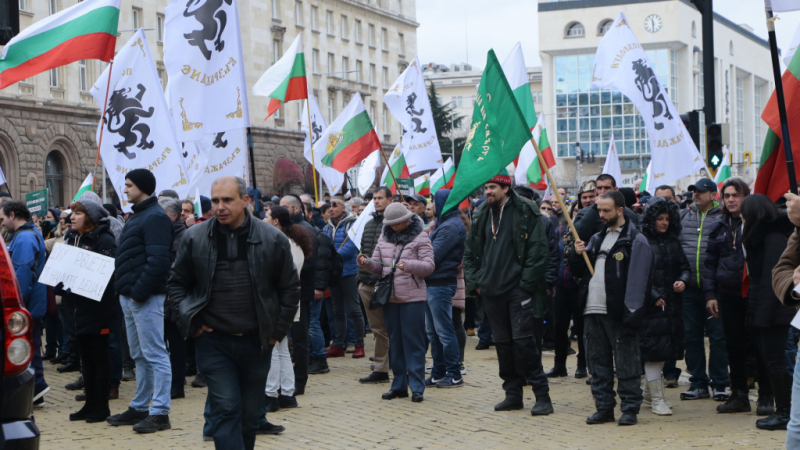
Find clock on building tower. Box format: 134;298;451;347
645;14;662;33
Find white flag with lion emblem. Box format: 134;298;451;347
164;0;250;142
91;30;190;213
591;12;705;188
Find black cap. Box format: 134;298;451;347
200;195;212;214
410;194;427;205
688;178;717;193
513;185;535;200
403;194;414;203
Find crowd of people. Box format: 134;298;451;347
10;166;800;449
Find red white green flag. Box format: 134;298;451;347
515;113;554;189
714;149;731;190
0;0;120;89
319;93;382;172
414;174;431;196
253;32;307;120
381;144;411;194
429;157;455;193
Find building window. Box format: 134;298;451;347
598;20;612;36
328;96;334;123
49;0;57;15
736;76;745;160
158;68;166;89
49;68;59;88
327;53;335;74
157;15;165;43
272;40;281;64
355;20;362;43
341;15;349;39
312;49;319;74
295;2;302;26
382;105;388;133
342;57;349;79
326;10;333;35
382;66;388;89
271;0;279;19
566;22;585;38
381;28;388;50
311;6;318;30
692;21;697;38
132;8;141;29
398;0;403;15
730;41;734;56
369;24;376;46
399;33;405;56
451;96;463;108
553;53;654;161
369;63;376;85
45;152;64;208
356;60;363;83
78;60;88;92
755;83;763;159
370;102;376;121
19;0;27;12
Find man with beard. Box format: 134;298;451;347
464;172;552;416
571;191;652;426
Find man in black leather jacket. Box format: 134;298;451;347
168;176;300;448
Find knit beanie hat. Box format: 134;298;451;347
125;169;157;196
383;202;415;226
73;196;107;225
200;196;212;214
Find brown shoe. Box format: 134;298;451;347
466;329;475;336
108;387;119;400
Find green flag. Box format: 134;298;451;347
441;49;533;214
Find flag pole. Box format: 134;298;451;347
93;59;114;193
529;135;593;276
306;98;320;203
246;128;257;189
766;8;799;194
378;147;399;187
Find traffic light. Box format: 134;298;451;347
680;111;701;149
0;0;19;46
706;123;724;169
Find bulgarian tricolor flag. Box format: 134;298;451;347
503;43;555;190
640;161;653;194
320;93;382;172
414;174;431;196
381;144;411;194
756;43;800;201
0;0;120;89
253;33;307;120
714;150;732;191
72;173;94;202
430;157;455;192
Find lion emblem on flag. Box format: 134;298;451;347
183;0;233;61
631;58;673;130
104;84;155;160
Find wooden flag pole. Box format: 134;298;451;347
528;135;593;276
378;147;399;188
766;9;799;195
306;98;320;203
92;59;114;193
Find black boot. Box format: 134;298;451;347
757;373;792;431
716;390;751;413
545;366;567;378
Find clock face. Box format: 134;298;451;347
645;14;662;33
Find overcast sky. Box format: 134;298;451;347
416;0;800;69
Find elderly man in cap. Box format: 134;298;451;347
108;168;174;432
678;177;728;401
408;194;429;225
464;171;553;416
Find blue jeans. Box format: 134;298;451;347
120;294;171;415
788;350;800;449
108;329;123;388
788;328;798;377
196;332;271;450
309;299;326;358
425;285;460;379
682;287;728;390
478;319;493;344
384;302;427;394
32;319;47;393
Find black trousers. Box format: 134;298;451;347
464;296;477;330
483;287;549;400
77;334;110;415
719;293;771;395
291;298;311;392
164;318;186;392
584;314;642;414
553;285;585;369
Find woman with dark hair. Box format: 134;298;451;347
262;205;312;412
639;198;690;416
61;197;119;423
740;194;795;430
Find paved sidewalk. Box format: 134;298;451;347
36;335;787;450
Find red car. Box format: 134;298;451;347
0;237;40;449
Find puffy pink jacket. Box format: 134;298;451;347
453;263;465;310
360;216;435;303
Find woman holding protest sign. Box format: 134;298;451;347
56;194;120;423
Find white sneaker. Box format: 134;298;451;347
425;364;433;374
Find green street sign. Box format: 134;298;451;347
25;188;48;218
396;178;415;196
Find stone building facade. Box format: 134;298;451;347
1;0;417;205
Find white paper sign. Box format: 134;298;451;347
38;243;115;302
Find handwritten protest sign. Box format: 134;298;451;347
38;243;115;302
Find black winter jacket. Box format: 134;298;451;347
702;215;745;300
115;196;172;302
357;211;386;285
168;216;301;350
315;230;333;291
542;214;559;289
293;213;321;298
745;214;796;328
639;199;690;362
569;219;653;330
61;221;121;336
427;189;466;285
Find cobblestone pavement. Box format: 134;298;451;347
35;335;787;450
